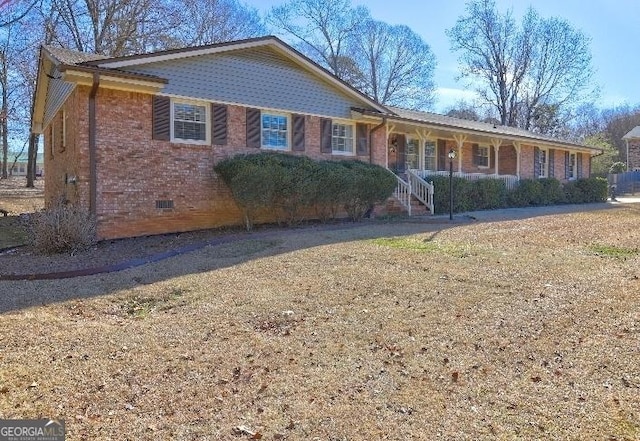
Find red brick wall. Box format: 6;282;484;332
46;87;389;240
44;87;90;208
498;145;517;175
629;140;640;171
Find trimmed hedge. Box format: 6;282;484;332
214;152;396;228
425;175;608;214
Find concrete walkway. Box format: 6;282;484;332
427;197;639;224
3;198;638;281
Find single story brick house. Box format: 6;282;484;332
31;36;602;240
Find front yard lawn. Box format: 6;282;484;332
1;206;639;440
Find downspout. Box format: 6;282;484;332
369;117;386;165
88;73;99;215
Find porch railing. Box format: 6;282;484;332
392;173;412;216
412;170;520;191
407;169;434;214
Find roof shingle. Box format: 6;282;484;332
44;45;110;65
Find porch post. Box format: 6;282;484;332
514;142;521;179
453;134;467;173
415;129;431;170
386;123;395;170
491;138;502;176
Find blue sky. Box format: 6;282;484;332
251;0;640;113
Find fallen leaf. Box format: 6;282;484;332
452;371;459;383
531;376;542;383
232;425;256;437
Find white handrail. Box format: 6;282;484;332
414;170;520;191
392;173;412;216
407;169;435;214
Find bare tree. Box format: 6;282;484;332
444;100;481;121
268;0;436;109
447;0;595;129
0;0;40;27
47;0;178;56
351;19;436;109
267;0;369;79
172;0;265;47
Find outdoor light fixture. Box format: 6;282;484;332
448;149;457;221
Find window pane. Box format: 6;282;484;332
331;123;353;153
424;141;436;170
262;113;288;149
406;139;419;169
173;102;207;141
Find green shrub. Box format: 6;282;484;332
311;161;351;221
426;175;472;214
554;177;607;204
469;178;508;210
215;153;395;227
337;160;397;220
576;177;608;203
29;198;97;254
508;179;543;207
538;178;566;205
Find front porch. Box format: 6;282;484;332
387;129;522;215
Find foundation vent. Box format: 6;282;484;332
155;199;174;209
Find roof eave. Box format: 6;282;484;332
352;108;602;155
30;47;50;134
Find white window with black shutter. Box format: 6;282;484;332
331;120;355;155
261;112;289;150
171;99;209;144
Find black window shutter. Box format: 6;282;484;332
356;123;369;156
565;151;570;178
292;114;305;152
534;147;541;178
320;118;332;153
246;108;261;148
437;139;446;171
472;144;479;166
577;153;583;178
212;104;228;145
548;149;555;177
490;146;495;169
152;96;170;141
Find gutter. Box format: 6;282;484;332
89;73;99;216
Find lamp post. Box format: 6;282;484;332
448;149;457;221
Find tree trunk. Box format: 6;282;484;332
0;48;7;179
1;80;7;179
26;133;37;188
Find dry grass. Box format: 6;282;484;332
0;176;44;248
0;176;44;214
1;206;640;440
